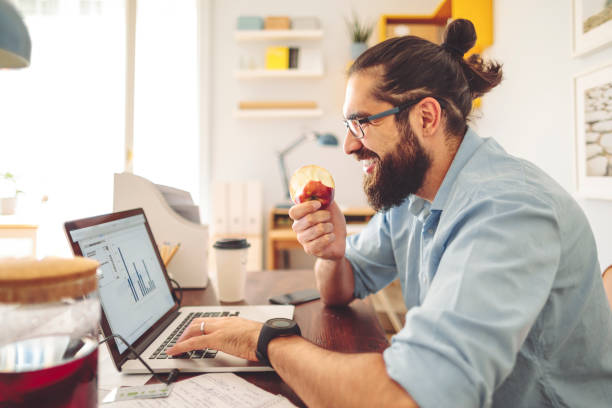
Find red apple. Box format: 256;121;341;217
289;165;335;208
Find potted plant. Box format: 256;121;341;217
346;12;375;60
0;172;22;215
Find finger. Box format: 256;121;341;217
297;222;334;244
288;200;321;220
166;337;206;356
292;210;331;233
304;233;335;257
176;317;223;342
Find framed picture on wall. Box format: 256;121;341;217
573;0;612;56
574;62;612;199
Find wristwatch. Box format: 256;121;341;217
256;318;301;365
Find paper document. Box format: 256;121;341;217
102;372;296;407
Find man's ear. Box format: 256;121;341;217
416;97;442;136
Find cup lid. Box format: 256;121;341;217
213;238;250;249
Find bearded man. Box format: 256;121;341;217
169;20;612;407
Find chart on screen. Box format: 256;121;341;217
74;215;174;353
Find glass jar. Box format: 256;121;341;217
0;257;100;408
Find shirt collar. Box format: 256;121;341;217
430;127;484;211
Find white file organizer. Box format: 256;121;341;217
113;173;209;288
211;180;263;272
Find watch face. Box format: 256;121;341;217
268;318;294;329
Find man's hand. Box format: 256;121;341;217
166;317;262;361
289;200;347;260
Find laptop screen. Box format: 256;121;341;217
68;213;175;353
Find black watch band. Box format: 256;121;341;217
256;318;301;365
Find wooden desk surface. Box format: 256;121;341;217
178;269;388;407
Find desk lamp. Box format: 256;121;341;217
277;132;338;208
0;0;31;68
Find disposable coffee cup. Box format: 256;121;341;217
213;238;250;302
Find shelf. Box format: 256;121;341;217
235;69;324;79
235;30;324;41
234;109;323;119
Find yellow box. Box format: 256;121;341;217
265;46;289;70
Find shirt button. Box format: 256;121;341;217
427;229;433;234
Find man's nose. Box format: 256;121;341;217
343;129;363;155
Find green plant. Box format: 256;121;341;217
345;12;375;43
0;172;22;197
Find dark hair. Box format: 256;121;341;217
348;19;502;137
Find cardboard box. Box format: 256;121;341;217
291;16;320;30
237;16;264;30
264;16;291;30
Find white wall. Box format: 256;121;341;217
207;0;612;269
209;0;434;212
476;0;612;269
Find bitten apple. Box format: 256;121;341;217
289;165;335;208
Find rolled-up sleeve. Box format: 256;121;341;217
345;212;398;299
384;191;561;407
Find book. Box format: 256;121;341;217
288;47;299;69
265;46;289;70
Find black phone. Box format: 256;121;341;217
268;288;321;305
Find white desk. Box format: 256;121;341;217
0;216;37;257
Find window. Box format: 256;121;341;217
0;0;125;256
132;0;199;198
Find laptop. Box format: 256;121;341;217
64;208;294;373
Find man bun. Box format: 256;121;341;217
443;19;476;57
443;18;503;99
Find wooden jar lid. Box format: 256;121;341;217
0;257;99;303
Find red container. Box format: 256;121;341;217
0;258;100;408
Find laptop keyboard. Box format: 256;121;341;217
149;311;239;360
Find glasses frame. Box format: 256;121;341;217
343;97;445;139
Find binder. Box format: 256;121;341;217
228;182;245;234
212;182;229;235
245;181;263;235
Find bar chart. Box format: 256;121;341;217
118;247;156;302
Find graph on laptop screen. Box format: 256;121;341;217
69;214;175;353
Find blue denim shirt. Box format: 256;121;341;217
346;128;612;407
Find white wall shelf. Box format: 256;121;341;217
235;30;324;41
235;69;324;79
234;109;323;119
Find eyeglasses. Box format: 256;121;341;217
343;97;445;139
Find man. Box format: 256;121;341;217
169;19;612;407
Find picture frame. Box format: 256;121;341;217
573;0;612;56
574;62;612;199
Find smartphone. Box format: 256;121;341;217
268;288;321;305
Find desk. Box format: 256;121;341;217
0;217;37;257
168;269;388;407
266;207;374;270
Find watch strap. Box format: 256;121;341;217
256;320;301;365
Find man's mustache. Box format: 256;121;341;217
354;147;379;161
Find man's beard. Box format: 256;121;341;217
358;125;431;212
